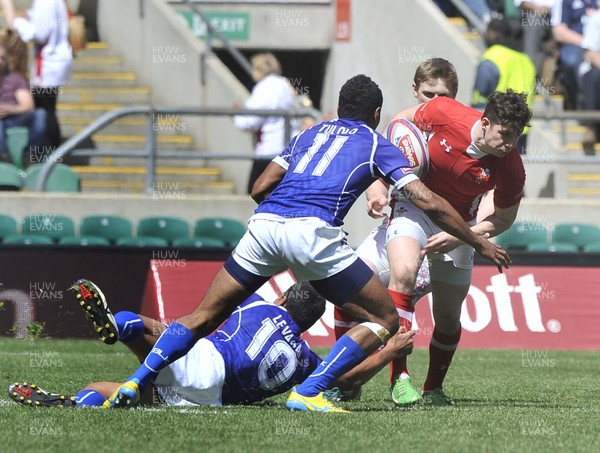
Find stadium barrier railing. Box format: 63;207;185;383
35;105;321;192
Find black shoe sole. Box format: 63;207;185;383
8;382;76;407
69;279;118;344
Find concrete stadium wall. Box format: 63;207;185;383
2;194;598;249
97;0;254;193
320;0;480;122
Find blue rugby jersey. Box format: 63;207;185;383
255;118;418;226
208;294;321;405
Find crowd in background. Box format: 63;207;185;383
436;0;600;154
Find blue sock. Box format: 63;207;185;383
127;322;195;391
296;334;367;397
74;389;105;407
114;311;144;343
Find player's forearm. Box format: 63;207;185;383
471;216;513;239
366;178;389;201
334;346;399;389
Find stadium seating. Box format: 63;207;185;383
526;242;579;252
494;222;551;250
172;237;227;248
24;164;81;192
0;214;17;239
80;215;133;243
194;217;246;247
552;223;600;250
583;242;600;252
0;162;24;191
3;234;54;245
6;127;29;169
116;236;169;247
137;216;189;244
22;214;76;241
59;235;111;246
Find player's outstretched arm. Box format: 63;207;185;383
251;161;286;203
401;179;511;273
365;179;390;219
472;202;520;238
332;329;415;389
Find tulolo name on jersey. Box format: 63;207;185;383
319;124;358;135
272;314;303;354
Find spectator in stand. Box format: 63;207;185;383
579;8;600;154
516;1;557;77
0;44;47;167
472;18;536;154
233;52;298;194
2;0;73;150
551;0;598;110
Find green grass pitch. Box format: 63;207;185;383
1;338;599;453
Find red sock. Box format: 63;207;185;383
387;289;413;381
423;326;462;391
333;306;359;340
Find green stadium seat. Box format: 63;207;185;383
494;222;551;250
172;237;227;248
553;223;600;250
59;235;111;246
3;234;54;245
0;214;17;239
116;236;169;247
0;162;24;191
22;214;75;241
194;217;246;247
137;217;189;243
6;126;29;169
583;241;600;252
526;242;578;252
80;215;133;243
24;164;80;192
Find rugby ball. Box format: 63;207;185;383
386;118;430;178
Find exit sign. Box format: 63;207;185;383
178;11;250;41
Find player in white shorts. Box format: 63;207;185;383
8;280;416;408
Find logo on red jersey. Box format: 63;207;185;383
440;138;453;153
475;168;491;184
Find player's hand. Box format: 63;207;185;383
425;232;490;255
424;231;461;255
384;327;415;358
474;236;511;273
366;195;388;219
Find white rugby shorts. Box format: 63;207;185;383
153;338;225;406
231;214;359;281
357;201;475;280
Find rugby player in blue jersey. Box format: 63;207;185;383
8;280;415;408
102;74;510;412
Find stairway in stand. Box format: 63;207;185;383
58;42;235;195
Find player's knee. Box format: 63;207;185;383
381;311;399;336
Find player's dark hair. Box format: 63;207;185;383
284;282;326;332
337;74;383;123
414;58;459;98
484;89;532;134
